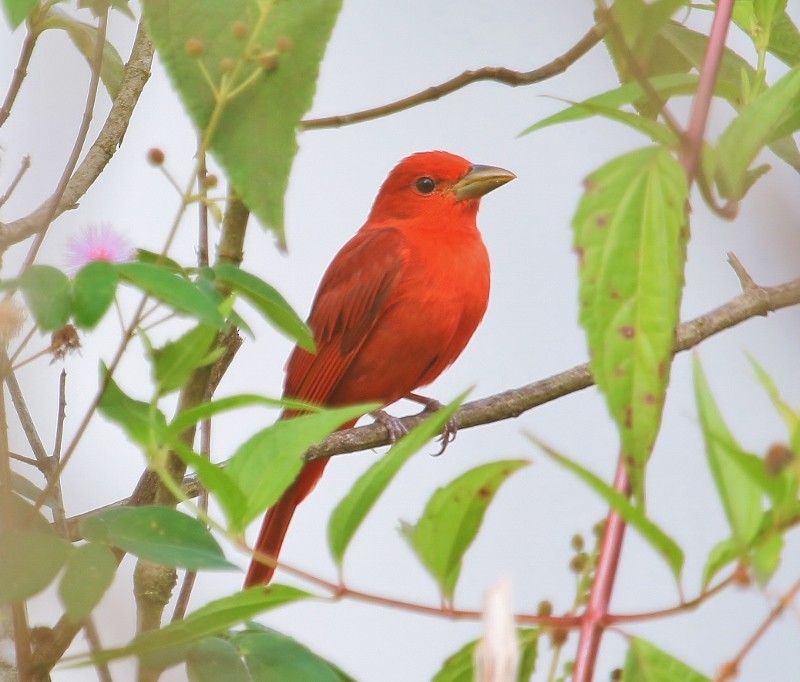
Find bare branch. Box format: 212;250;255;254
0;155;31;209
0;22;154;253
0;27;38;129
300;24;605;130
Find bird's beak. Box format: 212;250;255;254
453;164;516;201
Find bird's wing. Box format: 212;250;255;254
284;226;406;407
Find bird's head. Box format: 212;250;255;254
367;151;515;225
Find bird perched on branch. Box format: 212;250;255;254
245;150;515;586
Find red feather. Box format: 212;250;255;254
244;151;513;586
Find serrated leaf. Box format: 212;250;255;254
403;460;528;602
227;404;374;532
72;260;119;329
98;368;167;446
573;147;688;499
716;64;800;199
693;357;763;548
186;638;251;682
532;435;684;579
142;0;343;244
433;629;539;682
41;9;125;98
234;631;346;682
215;264;313;351
19;265;73;331
622;638;711;682
81;506;234;570
2;0;38;29
327;394;466;569
85;585;312;665
117;262;225;329
59;542;117;621
0;531;72;604
152;324;219;395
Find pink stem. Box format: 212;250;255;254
572;459;630;680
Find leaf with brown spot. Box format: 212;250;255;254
573;147;688;501
401;460;529;602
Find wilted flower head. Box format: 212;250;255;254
475;577;519;682
66;225;135;272
0;297;25;348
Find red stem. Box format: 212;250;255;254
572;2;735;679
572;459;630;680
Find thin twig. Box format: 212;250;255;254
61;271;800;541
0;155;31;209
0;22;154;254
716;576;800;681
16;7;110;273
82;618;112;682
300;24;606;130
53;370;67;458
0;26;38;129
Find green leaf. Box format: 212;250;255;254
693;356;763;548
622;637;711;682
169;394;294;436
226;404;374;532
117;262;225;329
403;460;528;602
135;248;186;273
521;73;706;136
81;506;235;570
702;536;738;589
59;542;118;621
327;394;466;569
2;0;38;29
214;264;313;351
86;585;312;665
532;435;684;579
142;0;343;244
0;531;72;604
41;9;126;98
752;532;783;585
72;260;119;329
748;355;800;441
186;638;251;682
98;369;167;446
19;265;73;331
433;629;539;682
573;147;688;499
152;324;219;395
7;471;57;509
768;11;800;65
716;64;800;199
234;630;346;682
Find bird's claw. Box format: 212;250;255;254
431;416;457;457
372;409;408;443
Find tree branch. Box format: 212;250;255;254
0;22;154;254
300;24;605;130
61;272;800;541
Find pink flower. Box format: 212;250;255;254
66;225;135;272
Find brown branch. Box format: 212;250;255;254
0;22;153;254
0;155;31;209
60;272;800;541
0;25;38;129
300;24;605;130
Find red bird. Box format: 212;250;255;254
244;151;515;586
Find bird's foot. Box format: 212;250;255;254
406;393;457;457
371;409;407;443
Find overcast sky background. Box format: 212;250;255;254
2;1;800;680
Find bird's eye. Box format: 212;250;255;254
415;176;436;194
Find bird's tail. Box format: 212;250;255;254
243;417;358;587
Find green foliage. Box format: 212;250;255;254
98;369;168;446
39;8;126;97
142;0;343;244
0;530;72;604
186;638;251;682
402;460;529;602
433;629;539;682
214;264;314;351
72;260;119;329
622;637;710;682
151;324;221;396
81;506;234;570
59;542;118;621
83;585;312;665
532;435;684;579
19;265;72;331
1;0;37;29
327;393;466;569
573;146;688;500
